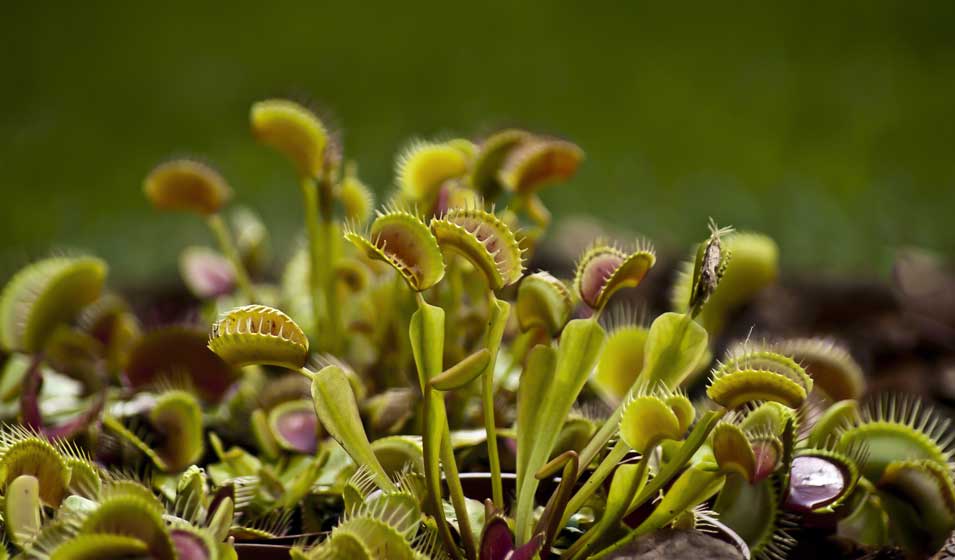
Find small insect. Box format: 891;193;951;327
689;218;734;315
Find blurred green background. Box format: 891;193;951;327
3;1;954;286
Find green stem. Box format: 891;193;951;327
594;462;726;559
482;293;509;509
300;177;325;341
317;174;343;354
565;450;652;560
206;214;255;303
523;193;551;229
576;405;622;480
442;428;477;560
561;439;628;527
423;386;463;559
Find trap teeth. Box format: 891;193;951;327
430;207;523;290
0;256;108;353
574;243;656;312
706;348;812;410
345;211;445;292
208;304;309;370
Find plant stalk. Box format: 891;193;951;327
301;175;342;353
206;213;256;303
442;427;477;560
482;293;509;509
561;439;628;527
413;294;466;560
565;449;652;560
300;177;325;339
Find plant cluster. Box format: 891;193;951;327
0;99;952;559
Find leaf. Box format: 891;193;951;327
481;297;511;508
0;256;107;353
619;395;683;454
150;390;204;472
208;304;309;370
641;312;708;389
516;344;557;489
409;301;462;559
310;365;395;492
430;348;491;391
712;423;757;482
516;271;573;335
514;318;605;543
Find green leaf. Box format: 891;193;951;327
150;390;204;472
409;300;462;560
515;318;605;543
310;365;395;492
430;348;491;391
808;399;859;448
481;297;511;508
409;300;445;391
641;312;708;389
251;408;280;460
516;343;557;488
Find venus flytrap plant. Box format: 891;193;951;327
144;159;257;303
564;387;693;559
511;271;574;373
251;99;343;353
9;100;955;560
500;137;583;233
0;256;108;355
207;304;396;494
345;207;482;559
572;231;710;505
513;240;655;543
573;344;811;557
430;205;525;509
396;139;472;213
